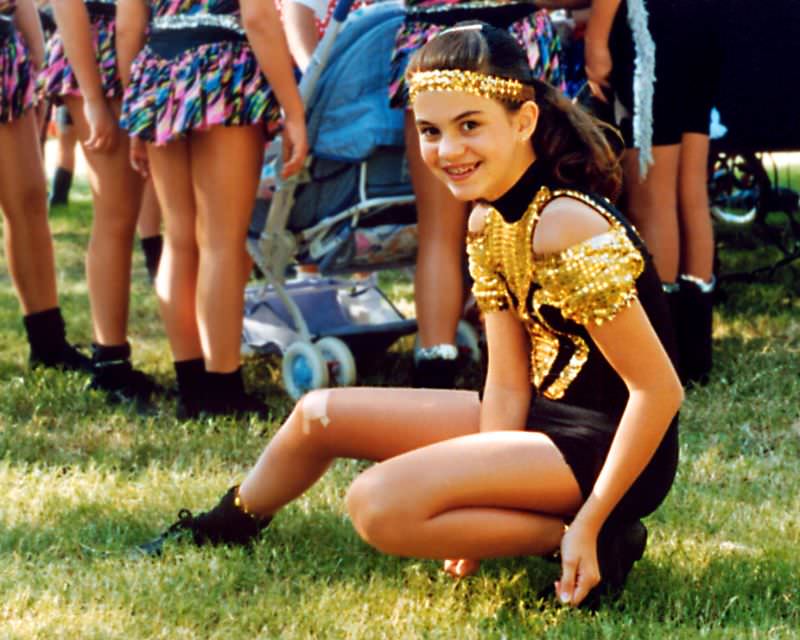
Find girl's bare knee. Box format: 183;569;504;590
13;184;48;222
346;471;408;554
296;389;333;437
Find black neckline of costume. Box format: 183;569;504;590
487;161;549;223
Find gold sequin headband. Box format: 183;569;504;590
408;69;535;106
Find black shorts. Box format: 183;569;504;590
526;396;678;523
609;0;721;147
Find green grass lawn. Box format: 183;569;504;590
1;182;799;639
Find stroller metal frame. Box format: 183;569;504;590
246;0;425;398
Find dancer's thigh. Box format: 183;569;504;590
147;139;195;243
351;429;583;518
188;124;263;248
300;387;481;462
62;96;142;212
0;111;47;216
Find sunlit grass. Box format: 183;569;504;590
0;178;799;638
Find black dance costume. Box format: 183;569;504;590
468;162;679;523
609;0;721;147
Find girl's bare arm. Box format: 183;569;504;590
240;0;307;177
14;0;45;68
533;201;683;606
115;0;148;88
50;0;104;101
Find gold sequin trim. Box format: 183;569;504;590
466;186;645;399
408;70;535;106
534;230;644;327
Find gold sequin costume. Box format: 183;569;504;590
469;162;678;520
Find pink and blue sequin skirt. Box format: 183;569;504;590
39;6;122;102
120;17;281;145
0;19;36;122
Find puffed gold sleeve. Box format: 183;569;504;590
534;228;645;326
467;231;510;314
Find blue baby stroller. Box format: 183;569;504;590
245;0;479;399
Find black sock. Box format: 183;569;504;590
175;358;205;393
49;167;73;206
206;369;245;400
24;307;67;359
140;235;163;283
91;342;132;367
174;358;206;412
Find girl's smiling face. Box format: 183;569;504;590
413;90;538;202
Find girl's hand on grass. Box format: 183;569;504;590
83;96;119;153
280;110;308;179
555;521;601;607
443;558;480;578
129;137;149;179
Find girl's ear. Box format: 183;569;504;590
517;100;539;142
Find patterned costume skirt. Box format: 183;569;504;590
0;20;36;122
38;7;121;101
389;1;565;108
120;26;281;145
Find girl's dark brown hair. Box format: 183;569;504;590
406;22;622;201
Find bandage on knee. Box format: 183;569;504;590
300;389;331;434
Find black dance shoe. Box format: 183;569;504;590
137;486;271;556
582;519;648;610
412;343;459;389
539;519;648;610
676;275;715;387
89;360;164;405
29;341;92;373
200;369;271;419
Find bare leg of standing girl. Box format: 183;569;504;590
0;0;88;370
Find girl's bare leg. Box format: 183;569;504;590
53;112;78;174
136;179;163;282
0;111;59;314
405;111;468;349
622;145;681;283
190;125;263;373
347;430;581;559
63;96;143;345
677;133;714;280
237;387;579;560
147;140;202;361
239;387;482;514
137;180;161;238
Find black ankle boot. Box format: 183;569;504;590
25;307;91;372
677;275;715;386
203;368;269;418
174;358;206;419
138;486;271;556
89;342;163;404
140;235;163;283
581;519;648;610
412;344;458;389
49;167;73;207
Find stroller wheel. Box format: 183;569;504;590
456;321;482;364
282;341;330;400
314;337;357;387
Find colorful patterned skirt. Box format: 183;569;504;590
38;9;121;102
120;30;281;146
389;2;565;108
0;23;36;122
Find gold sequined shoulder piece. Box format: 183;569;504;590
466;208;510;314
466;186;551;317
534;227;644;326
